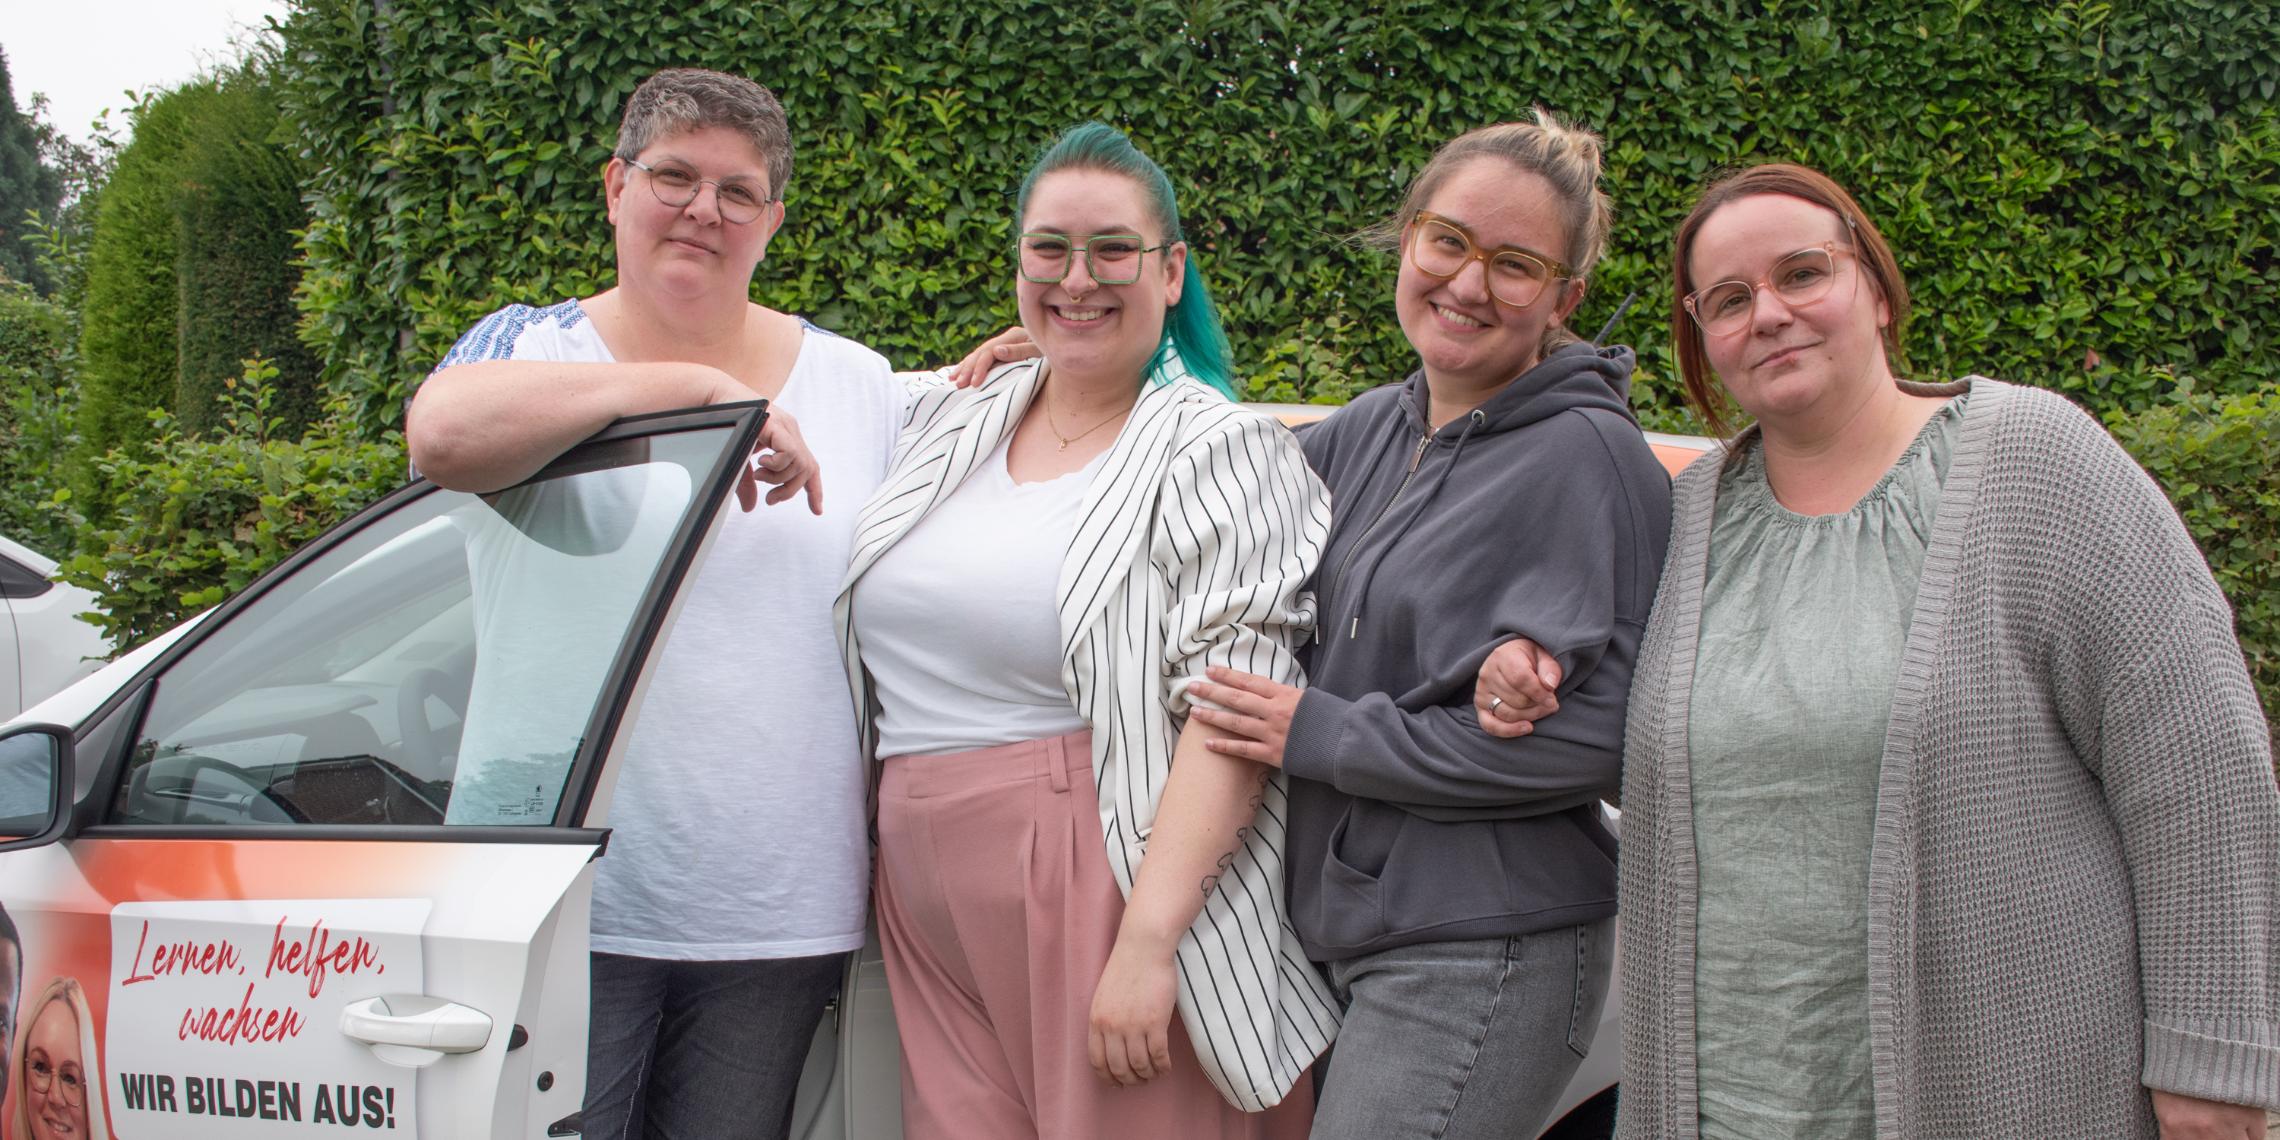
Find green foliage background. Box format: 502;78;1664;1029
31;0;2280;739
0;284;76;554
57;362;403;647
2111;390;2280;748
73;66;323;482
173;69;324;435
76;82;214;465
278;0;2278;437
0;48;65;293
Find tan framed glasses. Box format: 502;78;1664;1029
1684;244;1852;335
1407;210;1574;308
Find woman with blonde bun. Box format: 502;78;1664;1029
1187;110;1672;1139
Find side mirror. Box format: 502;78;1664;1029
0;724;72;853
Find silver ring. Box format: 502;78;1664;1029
1488;696;1504;713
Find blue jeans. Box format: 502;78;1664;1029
581;951;847;1140
1311;921;1614;1140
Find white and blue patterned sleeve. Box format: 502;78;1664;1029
435;304;543;374
433;299;596;375
412;302;586;478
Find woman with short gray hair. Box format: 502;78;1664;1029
410;67;907;1139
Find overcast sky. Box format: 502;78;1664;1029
5;0;292;146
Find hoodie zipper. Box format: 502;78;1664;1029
1330;428;1434;639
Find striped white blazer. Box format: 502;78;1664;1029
833;358;1341;1109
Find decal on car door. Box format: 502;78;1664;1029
0;838;596;1139
105;899;426;1135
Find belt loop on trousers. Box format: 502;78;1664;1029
1046;734;1071;793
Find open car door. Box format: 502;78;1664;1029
0;404;766;1139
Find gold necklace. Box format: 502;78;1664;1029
1043;393;1133;451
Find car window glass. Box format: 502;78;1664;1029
0;553;51;599
107;429;731;828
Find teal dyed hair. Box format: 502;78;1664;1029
1015;122;1237;398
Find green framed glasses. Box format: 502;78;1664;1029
1017;233;1166;285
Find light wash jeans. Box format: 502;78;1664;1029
1311;920;1615;1140
579;951;847;1140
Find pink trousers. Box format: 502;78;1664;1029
875;730;1312;1140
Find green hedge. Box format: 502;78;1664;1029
75;82;213;467
51;0;2277;683
0;281;65;381
174;68;324;436
279;0;2277;436
2112;388;2280;754
73;62;323;479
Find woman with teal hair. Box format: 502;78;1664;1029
835;122;1335;1137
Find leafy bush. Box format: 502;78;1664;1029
0;283;75;553
2111;386;2280;755
0;281;65;379
54;359;404;648
277;0;2276;437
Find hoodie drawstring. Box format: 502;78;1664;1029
1344;408;1487;639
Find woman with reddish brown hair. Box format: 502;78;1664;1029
1480;163;2279;1139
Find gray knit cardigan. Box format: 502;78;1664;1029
1615;378;2280;1138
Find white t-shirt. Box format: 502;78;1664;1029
435;299;905;959
852;438;1098;758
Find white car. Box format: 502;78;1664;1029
0;533;109;721
0;403;1692;1138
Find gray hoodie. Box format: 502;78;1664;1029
1284;342;1673;961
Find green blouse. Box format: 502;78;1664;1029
1690;396;1966;1140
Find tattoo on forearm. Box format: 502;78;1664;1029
1202;771;1279;897
1201;847;1238;897
1201;826;1260;897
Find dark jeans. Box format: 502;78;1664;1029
581;950;848;1140
1311;920;1615;1140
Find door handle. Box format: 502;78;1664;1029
340;995;493;1068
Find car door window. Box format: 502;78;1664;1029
0;551;52;598
106;429;736;829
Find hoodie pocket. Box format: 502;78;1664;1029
1317;804;1388;949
